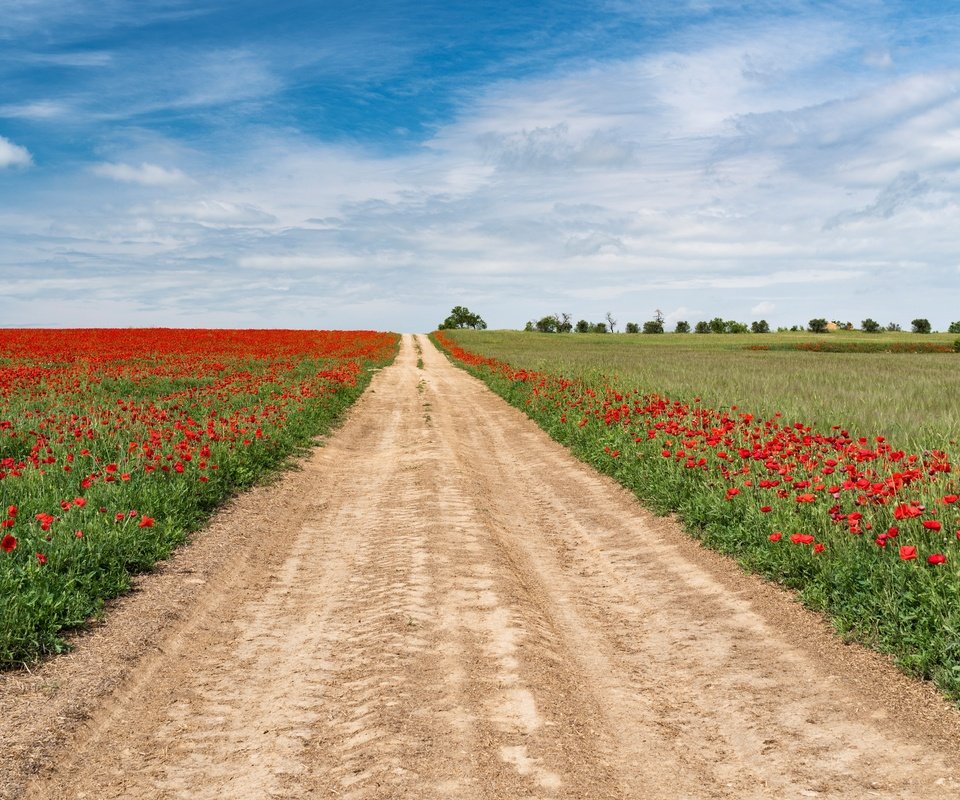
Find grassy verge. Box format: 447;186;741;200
432;329;960;701
0;329;398;666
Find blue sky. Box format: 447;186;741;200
2;0;959;331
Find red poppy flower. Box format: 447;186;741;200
138;516;155;528
760;505;772;513
899;545;918;561
35;552;47;565
923;520;942;532
894;503;923;520
928;553;946;565
1;534;17;553
769;532;782;542
813;543;825;554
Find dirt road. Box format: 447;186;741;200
4;334;960;799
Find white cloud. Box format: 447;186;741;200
92;161;191;186
26;50;113;67
0;101;70;120
664;306;701;323
863;49;893;69
151;199;276;226
0;135;32;168
4;11;960;330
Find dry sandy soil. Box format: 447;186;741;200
3;334;960;799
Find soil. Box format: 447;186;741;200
3;333;960;799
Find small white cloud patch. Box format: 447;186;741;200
0;135;32;168
751;301;776;315
92;162;191;186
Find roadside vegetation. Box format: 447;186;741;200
0;329;399;666
433;327;960;700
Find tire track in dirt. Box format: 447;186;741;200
5;333;960;799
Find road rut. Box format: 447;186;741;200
4;333;960;799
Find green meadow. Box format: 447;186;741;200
442;330;960;450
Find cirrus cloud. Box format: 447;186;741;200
91;161;191;186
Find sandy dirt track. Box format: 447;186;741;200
4;333;960;799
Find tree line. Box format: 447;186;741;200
525;312;960;334
436;306;960;335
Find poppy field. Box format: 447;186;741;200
0;329;398;666
433;329;960;699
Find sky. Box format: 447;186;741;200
1;0;959;332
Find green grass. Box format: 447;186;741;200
0;331;399;666
442;330;960;450
434;329;960;701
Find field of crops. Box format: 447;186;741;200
434;329;960;698
0;329;398;666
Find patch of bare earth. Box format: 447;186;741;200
3;333;960;799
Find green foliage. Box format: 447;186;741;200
750;320;770;334
642;320;664;334
725;320;749;334
808;318;829;333
0;335;399;666
674;320;690;333
575;319;590;333
949;321;960;334
694;321;710;334
438;305;487;330
535;316;557;333
435;330;960;701
912;318;932;334
624;322;640;334
862;318;881;333
708;316;726;334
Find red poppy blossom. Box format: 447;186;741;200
894;503;923;520
769;532;782;542
1;534;16;552
35;552;47;565
899;545;918;561
138;516;155;528
928;553;946;565
923;520;943;532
